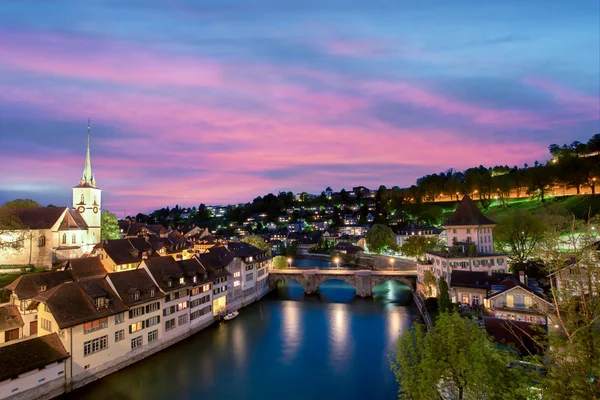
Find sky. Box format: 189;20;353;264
0;0;598;215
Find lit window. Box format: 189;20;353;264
179;277;185;284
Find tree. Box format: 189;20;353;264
423;270;437;298
492;209;546;267
391;312;534;400
1;199;42;209
365;224;395;254
437;277;451;312
100;211;120;240
534;217;600;399
272;256;288;269
400;235;441;260
241;235;270;254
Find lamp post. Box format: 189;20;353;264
389;257;394;271
287;258;292;269
335;257;340;270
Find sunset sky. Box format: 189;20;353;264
0;1;598;215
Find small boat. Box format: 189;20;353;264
223;311;239;321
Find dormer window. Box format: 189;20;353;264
179;277;185;284
132;292;139;301
193;276;197;283
150;288;155;297
94;297;107;308
167;280;173;288
39;285;47;292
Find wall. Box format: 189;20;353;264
0;361;65;400
161;290;191;342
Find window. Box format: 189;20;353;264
163;305;176;316
178;314;188;326
190;305;212;320
83;317;108;334
62;234;66;244
94;297;107;308
149;288;155;297
132;292;139;301
5;328;19;342
177;301;188;311
453;229;456;234
202;284;210;292
40;285;47;293
190;287;200;296
167;280;173;288
193;276;197;283
179;277;185;284
41;318;52;332
246;273;254;281
38;235;46;247
146;315;160;327
145;302;160;313
115;313;124;324
72;233;76;244
129;306;144;319
148;330;158;343
165;319;176;331
234;280;240;287
129;321;145;333
466;228;471;234
131;336;143;349
166;291;181;302
115;330;124;342
234;271;241;278
84;335;108;356
80;194;85;204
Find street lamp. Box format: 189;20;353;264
389;257;394;271
335;257;340;270
287;258;292;269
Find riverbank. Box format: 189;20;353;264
65;281;415;400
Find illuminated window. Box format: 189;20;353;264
149;288;155;297
129;321;144;333
38;236;46;247
179;277;185;284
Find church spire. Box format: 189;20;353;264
80;119;95;187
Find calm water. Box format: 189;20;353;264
66;280;415;400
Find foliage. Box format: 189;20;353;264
365;224;395;254
241;235;270;254
422;270;437;298
1;199;43;209
272;256;288;269
391;312;534;400
400;235;441;259
492;208;547;266
100;211;121;240
533;217;600;399
437;277;451;312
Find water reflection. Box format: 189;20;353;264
280;301;302;364
328;305;352;373
318;280;356;303
277;278;305;300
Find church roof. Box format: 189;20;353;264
77;121;96;188
444;195;496;227
6;207;68;230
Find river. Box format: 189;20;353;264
65;279;415;400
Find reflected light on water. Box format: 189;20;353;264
231;322;247;369
387;310;408;349
329;305;352;370
281;301;302;364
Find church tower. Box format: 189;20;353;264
73;120;102;247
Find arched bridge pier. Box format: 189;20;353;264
269;269;417;297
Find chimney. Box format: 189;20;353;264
519;271;525;285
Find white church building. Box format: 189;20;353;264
0;124;102;268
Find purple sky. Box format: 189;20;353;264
0;1;598;214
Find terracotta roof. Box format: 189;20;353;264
197;251;232;280
0;305;24;332
445;195;496;226
483;317;546;355
450;271;511;289
33;279;128;329
0;333;69;382
6;207;67;230
94;238;158;266
141;256;191;292
177;258;212;285
64;257;108;280
5;271;75;300
107;269;163;307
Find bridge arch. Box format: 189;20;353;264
370;276;415;291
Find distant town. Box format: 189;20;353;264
0;130;598;399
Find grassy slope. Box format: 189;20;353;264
0;268;45;289
432;194;600;221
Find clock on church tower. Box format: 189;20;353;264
73;121;102;247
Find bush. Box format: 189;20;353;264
424;297;438;312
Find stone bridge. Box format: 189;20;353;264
269;269;417;297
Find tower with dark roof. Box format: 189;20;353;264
443;195;497;253
72;121;102;247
